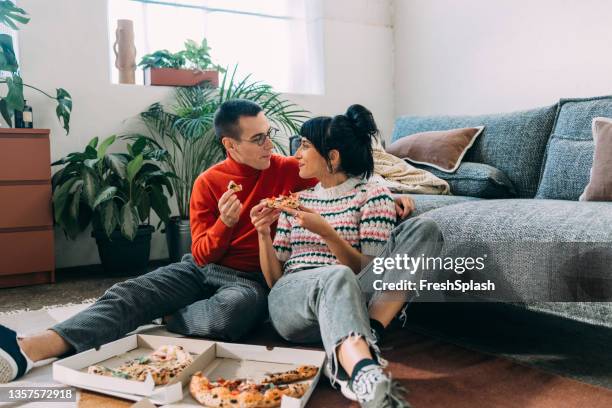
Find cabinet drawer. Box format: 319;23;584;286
0;184;53;228
0;137;51;181
0;229;54;276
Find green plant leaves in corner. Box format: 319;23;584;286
5;73;24;112
0;1;30;30
120;204;139;241
0;33;18;72
56;88;72;134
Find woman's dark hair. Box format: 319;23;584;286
299;104;378;179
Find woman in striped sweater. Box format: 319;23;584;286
250;105;410;408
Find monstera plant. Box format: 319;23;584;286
0;0;72;133
51;135;175;274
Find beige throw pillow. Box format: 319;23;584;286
386;126;484;173
580;117;612;201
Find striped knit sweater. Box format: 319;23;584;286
273;177;397;274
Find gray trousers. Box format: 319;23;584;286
52;255;268;353
268;218;443;378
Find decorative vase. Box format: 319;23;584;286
113;19;137;84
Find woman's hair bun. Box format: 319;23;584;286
345;104;378;140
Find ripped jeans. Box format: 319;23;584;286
267;218;444;382
268;265;379;382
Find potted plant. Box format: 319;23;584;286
139;38;225;87
125;65;309;262
51;135;176;274
0;0;72;133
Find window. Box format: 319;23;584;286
107;0;324;94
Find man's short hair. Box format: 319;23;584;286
214;99;263;141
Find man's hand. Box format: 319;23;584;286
393;194;416;220
250;202;281;236
219;189;242;227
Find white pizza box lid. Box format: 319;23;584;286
53;334;326;407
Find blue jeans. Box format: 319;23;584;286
268;218;444;380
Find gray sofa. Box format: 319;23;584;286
391;95;612;328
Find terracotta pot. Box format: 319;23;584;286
144;68;219;87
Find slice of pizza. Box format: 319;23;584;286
228;180;243;193
263;192;301;210
87;345;193;386
261;365;318;385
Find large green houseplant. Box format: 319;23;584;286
127;65;309;261
51;135;175;274
0;1;72;133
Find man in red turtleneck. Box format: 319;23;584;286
0;101;415;383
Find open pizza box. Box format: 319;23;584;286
52;334;327;407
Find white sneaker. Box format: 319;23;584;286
323;361;358;401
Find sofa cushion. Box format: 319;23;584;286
393;105;557;198
415;162;516;198
418;199;612;302
536;95;612;200
408;194;481;218
386;126;483;172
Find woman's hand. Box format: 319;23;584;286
282;205;335;238
250;202;281;236
393;194;415;219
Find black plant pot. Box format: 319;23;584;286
165;216;192;263
92;225;154;275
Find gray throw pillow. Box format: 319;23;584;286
414;162;516;198
580;117;612;201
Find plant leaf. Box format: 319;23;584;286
52;177;79;223
101;200;118;238
120;204;139;241
5;73;23;111
127;154;144;183
106;154;127;178
0;1;30;30
93;186;117;208
98;135;116;158
82;167;98;208
0;98;11;126
0;33;18;72
56;88;72;134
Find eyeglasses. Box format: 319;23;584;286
243;127;279;146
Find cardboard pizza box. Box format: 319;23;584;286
52;334;326;407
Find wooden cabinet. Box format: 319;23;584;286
0;128;55;288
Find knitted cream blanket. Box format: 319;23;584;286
372;141;450;195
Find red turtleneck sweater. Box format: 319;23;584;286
190;154;316;273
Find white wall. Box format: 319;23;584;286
16;0;394;268
393;0;612;116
